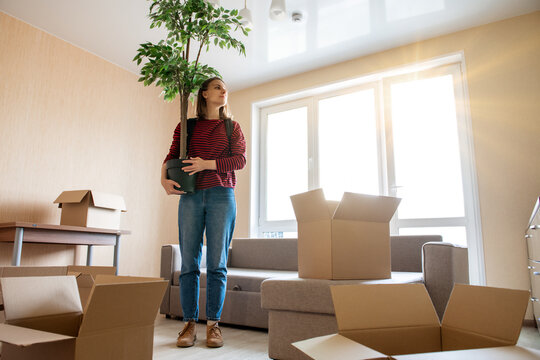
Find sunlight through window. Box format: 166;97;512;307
391;75;465;219
399;226;467;247
319;90;379;200
266;107;308;221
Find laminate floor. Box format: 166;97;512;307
154;316;270;360
153;316;540;359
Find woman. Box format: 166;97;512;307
161;77;246;348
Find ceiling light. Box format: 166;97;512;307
206;0;220;6
239;0;253;28
269;0;287;21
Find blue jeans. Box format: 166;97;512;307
178;186;236;322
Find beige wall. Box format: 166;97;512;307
229;12;540;294
0;12;179;276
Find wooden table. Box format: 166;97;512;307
0;222;130;274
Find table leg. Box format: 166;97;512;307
86;245;94;266
12;227;23;266
113;235;121;275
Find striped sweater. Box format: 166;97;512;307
163;119;247;189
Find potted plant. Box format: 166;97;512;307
133;0;249;193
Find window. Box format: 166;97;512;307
384;67;469;245
254;56;484;284
261;102;309;226
318;88;380;200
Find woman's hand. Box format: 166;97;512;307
161;178;185;195
182;157;216;176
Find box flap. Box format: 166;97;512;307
290;188;332;222
0;323;74;346
89;191;127;211
53;190;90;206
327;200;340;216
441;284;529;345
66;266;116;278
333;193;401;222
92;274;164;285
1;276;82;321
78;276;167;336
1;266;68;277
331;284;439;331
293;334;389;360
393;345;540;360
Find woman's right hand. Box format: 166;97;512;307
161;178;185;195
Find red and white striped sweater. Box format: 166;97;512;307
163;119;246;189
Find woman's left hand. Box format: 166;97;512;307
182;157;211;175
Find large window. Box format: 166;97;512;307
254;58;484;283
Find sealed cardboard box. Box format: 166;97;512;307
293;283;533;360
290;189;401;279
54;190;127;229
0;274;167;360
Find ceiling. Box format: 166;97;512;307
1;0;539;92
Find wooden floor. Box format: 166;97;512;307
154;316;270;359
153;315;540;359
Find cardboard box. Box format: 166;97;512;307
0;274;167;360
290;189;401;279
293;283;532;360
54;190;127;229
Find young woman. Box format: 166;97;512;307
161;77;246;348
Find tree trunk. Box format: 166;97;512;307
179;92;190;159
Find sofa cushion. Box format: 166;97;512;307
172;268;298;292
229;238;298;271
261;272;424;315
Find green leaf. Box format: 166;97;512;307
133;0;249;108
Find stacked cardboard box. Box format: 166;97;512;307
290;189;401;279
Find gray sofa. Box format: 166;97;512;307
160;238;298;328
160;236;468;337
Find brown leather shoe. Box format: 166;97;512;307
206;323;224;348
176;321;197;347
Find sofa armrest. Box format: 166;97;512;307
160;244;208;281
391;235;442;272
161;245;181;281
423;242;469;320
160;245;180;315
159;244;207;315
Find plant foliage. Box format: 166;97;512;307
133;0;249;158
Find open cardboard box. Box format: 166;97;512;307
0;274;167;360
290;189;400;280
54;190;127;229
293;283;538;359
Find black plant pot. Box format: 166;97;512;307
166;158;197;194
